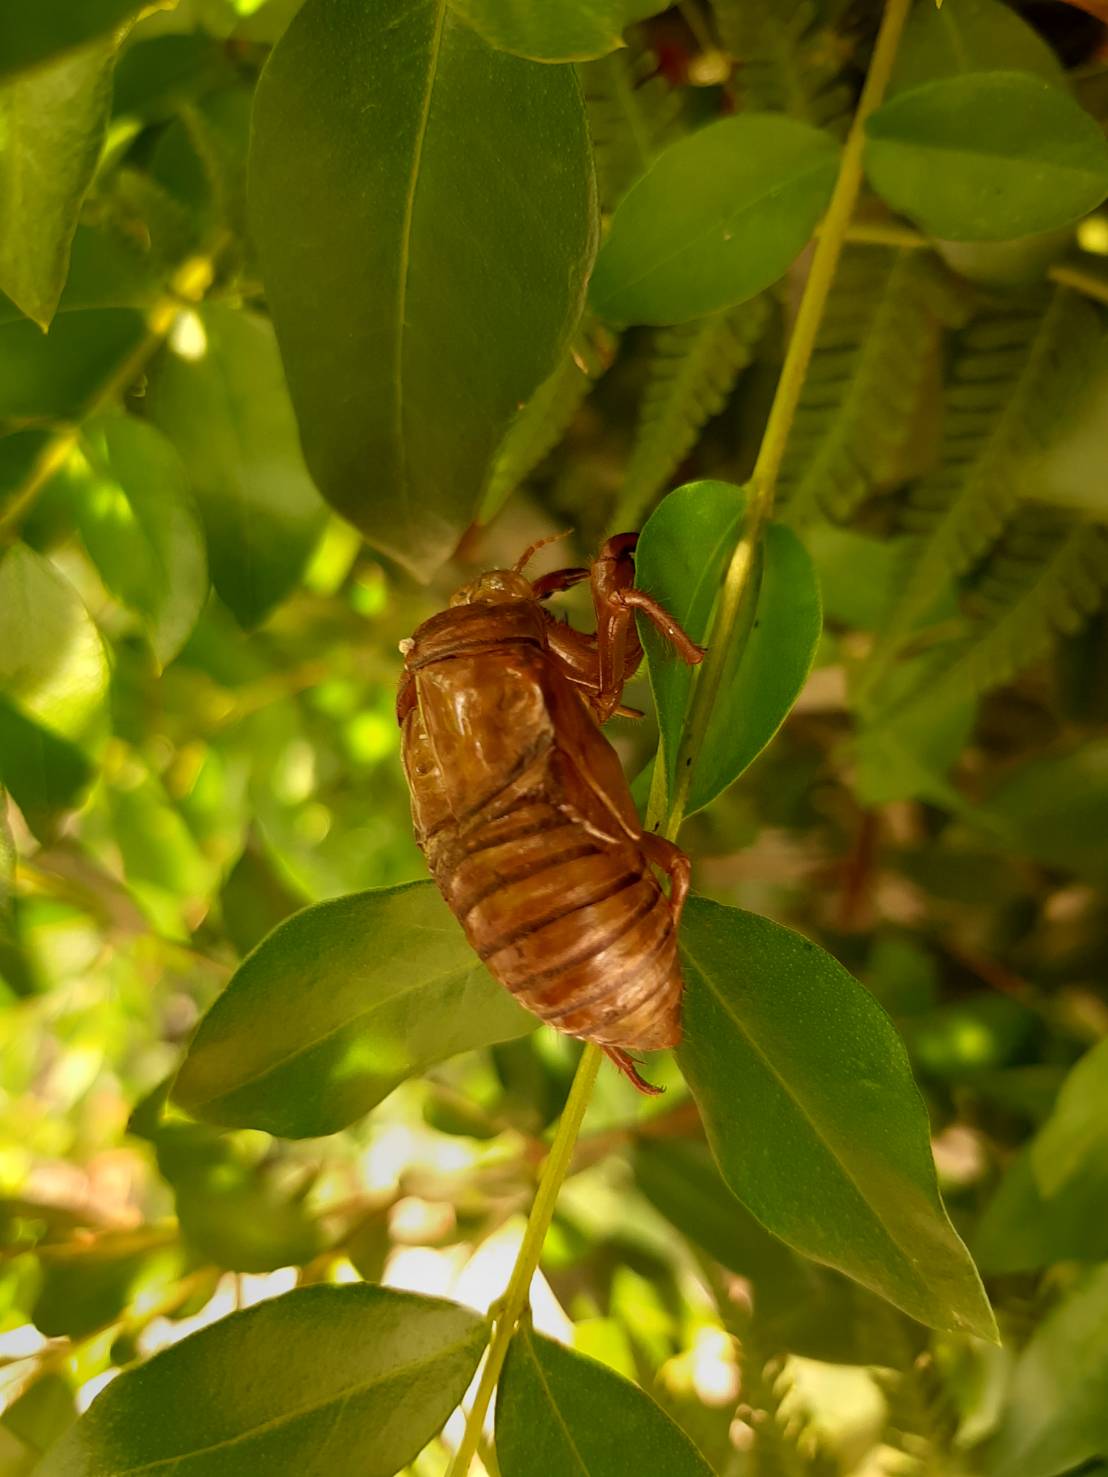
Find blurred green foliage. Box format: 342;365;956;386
1;0;1108;1474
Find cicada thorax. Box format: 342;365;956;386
400;599;682;1059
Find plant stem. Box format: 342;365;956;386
447;1043;602;1476
449;5;914;1465
0;247;220;545
663;0;914;841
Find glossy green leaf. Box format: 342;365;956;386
634;1138;903;1364
147;305;326;628
497;1322;713;1476
71;416;208;667
173;880;536;1138
0;38;115;328
677;896;997;1339
589;115;838;326
250;0;597;579
889;0;1064;94
449;0;666;61
989;1263;1108;1477
637;481;821;818
865;73;1108;243
1030;1039;1108;1197
0;1;141;79
40;1285;488;1477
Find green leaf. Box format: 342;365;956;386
147;305;326;629
0;1;141;80
636;480;821;818
153;1124;322;1274
989;1263;1108;1477
589;115;837;326
0;309;146;429
975;1142;1108;1273
0;38;115;328
889;0;1064;94
0;545;109;738
449;0;667;61
677;896;997;1339
40;1284;488;1477
250;0;597;579
865;73;1108;243
173;880;536;1138
70;416;208;667
32;1234;160;1340
1034;1033;1108;1193
634;1139;903;1365
985;738;1108;884
497;1322;714;1476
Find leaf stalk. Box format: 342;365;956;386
662;0;914;841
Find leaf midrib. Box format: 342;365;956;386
179;949;484;1110
111;1328;480;1475
600;153;835;305
520;1332;591;1477
681;929;934;1290
392;0;448;521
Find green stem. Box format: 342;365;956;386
448;4;914;1465
0;247;221;545
447;1044;602;1476
663;0;914;842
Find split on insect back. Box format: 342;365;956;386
396;533;704;1094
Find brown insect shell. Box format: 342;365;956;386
399;596;682;1055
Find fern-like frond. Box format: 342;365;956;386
778;246;967;529
711;0;852;133
614;296;771;528
898;509;1108;714
478;326;615;526
579;44;684;211
874;1346;960;1473
862;288;1102;694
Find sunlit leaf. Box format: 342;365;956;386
589;115;837;326
497;1322;714;1476
865;73;1108;242
173;880;536;1138
147;305;326;628
250;0;597;578
636;480;821;818
0;38;115;328
0;545;107;830
71;416;208;667
40;1285;488;1477
677;896;997;1339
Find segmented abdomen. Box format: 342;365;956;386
429;792;682;1052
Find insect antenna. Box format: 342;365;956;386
514;528;574;574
